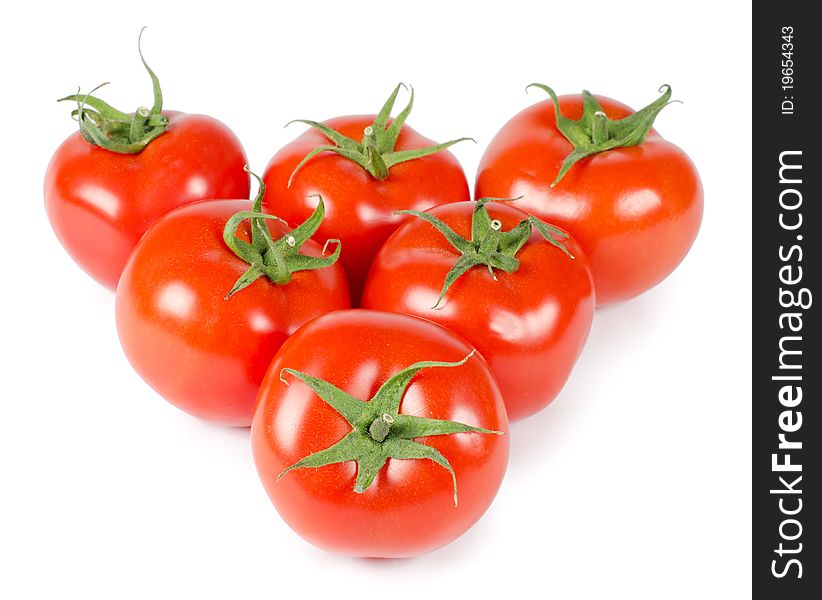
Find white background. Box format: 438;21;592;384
1;1;751;598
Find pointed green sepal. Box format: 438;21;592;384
395;209;472;254
373;83;406;134
278;367;368;425
58;28;169;154
352;451;389;494
369;353;474;416
277;352;502;506
225;265;265;299
287;84;473;184
526;83;677;185
287;145;369;188
382;137;475;169
529;216;574;258
222;169;342;298
390;413;503;439
285;119;360;150
383;438;459;506
277;432;363;482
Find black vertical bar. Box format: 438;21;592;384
753;4;819;598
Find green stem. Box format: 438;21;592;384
287;84;473;185
129;107;151;144
278;353;503;506
591;111;608;145
362;126;379;148
526;83;676;185
58;27;169;154
398;198;573;308
368;413;395;443
222;168;342;299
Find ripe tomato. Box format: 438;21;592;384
475;85;703;305
361;200;594;421
45;32;249;290
252;310;509;558
115;183;349;427
262;85;471;302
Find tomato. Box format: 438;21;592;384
252;310;509;558
361;200;594;421
45;32;249;289
46;114;248;289
362;199;594;421
115;180;349;427
262;85;471;302
475;85;703;305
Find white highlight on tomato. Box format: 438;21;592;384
156;281;197;319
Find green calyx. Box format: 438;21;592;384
277;352;502;506
526;83;677;186
222;168;341;298
57;27;168;154
398;198;573;308
287;83;474;186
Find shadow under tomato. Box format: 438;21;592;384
507;284;672;464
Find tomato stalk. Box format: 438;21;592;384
222;168;341;298
526;83;678;185
277;352;502;506
397;198;573;308
368;413;395;443
58;28;169;154
287;84;474;185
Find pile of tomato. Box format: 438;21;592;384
45;33;702;558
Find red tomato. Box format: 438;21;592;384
475;86;702;305
45;112;249;289
252;310;509;557
115;197;350;427
262;87;470;302
362;200;594;421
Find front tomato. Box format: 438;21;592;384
262;85;471;301
115;177;349;426
252;310;509;558
362;200;595;421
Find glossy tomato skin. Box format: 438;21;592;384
262;116;470;302
362;202;595;422
115;199;350;427
45;112;249;290
252;310;509;558
475;95;703;305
